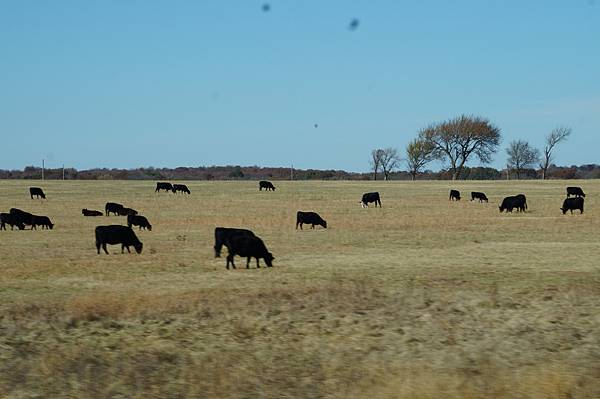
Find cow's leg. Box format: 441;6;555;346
102;243;109;254
246;257;251;269
256;258;261;268
96;241;101;254
311;224;315;229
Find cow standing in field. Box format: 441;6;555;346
471;192;488;202
296;211;327;229
105;202;124;216
172;184;191;194
156;182;174;193
0;213;25;230
361;192;381;208
117;207;138;216
225;235;274;269
567;187;586;198
95;225;143;254
9;208;34;229
127;214;152;231
82;209;103;216
561;197;584;214
31;215;54;230
259;181;276;191
499;194;528;213
449;190;461;201
29;187;46;199
213;227;256;258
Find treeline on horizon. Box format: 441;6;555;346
1;163;599;181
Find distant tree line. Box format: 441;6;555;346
370;115;575;181
1;163;599;181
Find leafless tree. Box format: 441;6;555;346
419;115;501;180
379;148;400;180
405;138;435;181
369;149;384;180
539;126;572;180
506;140;540;179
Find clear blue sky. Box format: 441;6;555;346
1;1;598;172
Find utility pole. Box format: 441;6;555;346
42;159;45;180
62;164;65;180
290;164;294;181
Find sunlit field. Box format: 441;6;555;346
1;179;599;398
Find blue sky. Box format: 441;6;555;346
1;1;598;172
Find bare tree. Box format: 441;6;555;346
405;138;435;181
506;140;540;179
369;149;384;180
419;115;501;180
539;126;572;180
379;148;400;180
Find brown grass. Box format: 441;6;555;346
1;179;599;398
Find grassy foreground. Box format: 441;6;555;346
1;179;599;398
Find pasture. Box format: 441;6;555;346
1;179;599;398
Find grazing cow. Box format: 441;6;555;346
9;208;34;229
29;187;46;199
156;182;174;193
561;197;584;215
259;181;276;191
361;192;381;208
0;213;25;230
31;215;54;230
82;209;103;217
127;214;152;231
105;202;124;216
471;192;488;202
95;225;143;254
567;187;585;198
214;227;255;258
225;235;274;269
449;190;461;201
296;211;327;230
117;207;138;216
499;194;528;213
172;184;191;194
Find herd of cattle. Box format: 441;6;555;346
0;182;589;269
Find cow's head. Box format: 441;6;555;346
264;252;274;267
146;224;152;231
322;220;328;228
561;208;567;215
48;223;54;230
134;242;143;254
498;205;504;213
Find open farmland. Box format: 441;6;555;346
1;179;599;398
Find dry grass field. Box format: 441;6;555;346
1;179;599;398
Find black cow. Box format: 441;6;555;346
561;197;584;215
173;184;191;194
95;225;143;254
0;213;25;230
31;215;54;230
9;208;34;229
156;182;174;193
127;214;152;231
471;192;488;202
105;202;124;216
225;235;274;269
29;187;46;199
567;187;585;198
214;227;256;258
296;211;327;229
499;194;528;213
361;192;381;208
117;207;138;216
259;181;276;191
449;190;461;201
82;209;103;217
